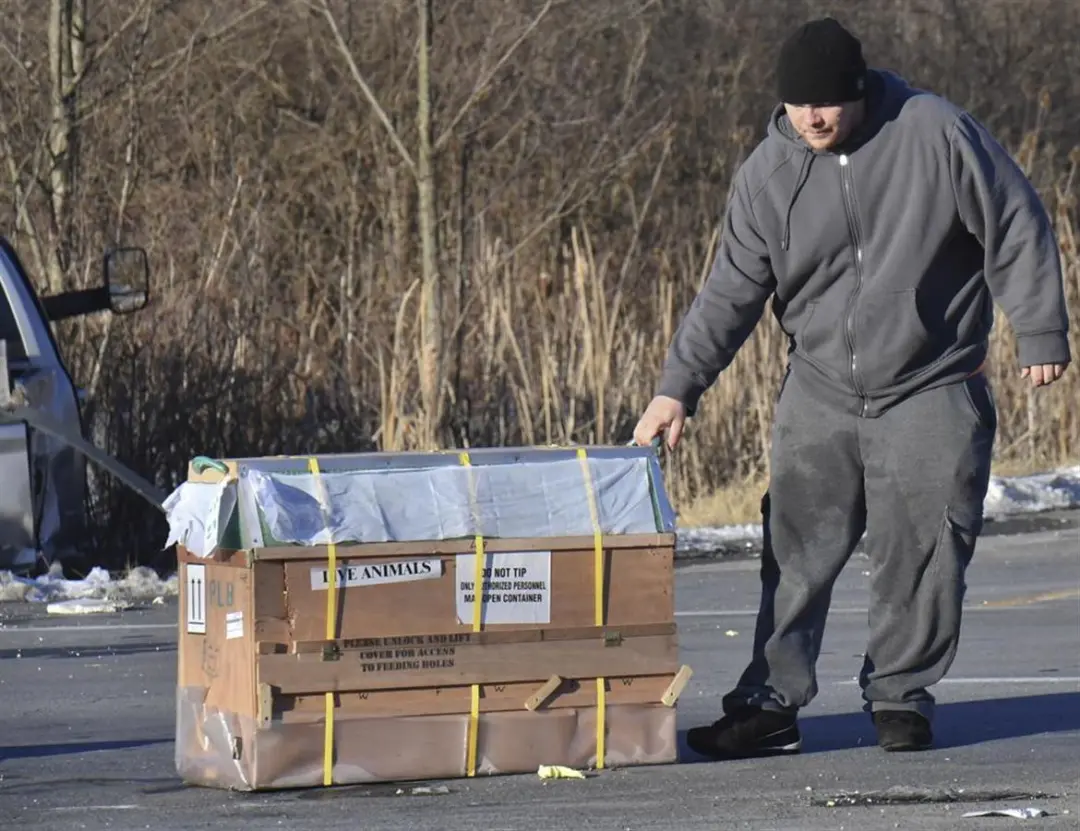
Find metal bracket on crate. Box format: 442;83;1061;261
602;630;623;647
321;642;341;662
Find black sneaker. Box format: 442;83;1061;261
873;710;933;752
686;707;801;759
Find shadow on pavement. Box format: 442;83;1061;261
930;692;1080;749
677;692;1080;760
0;737;172;761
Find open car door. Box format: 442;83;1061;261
0;341;35;568
0;240;165;573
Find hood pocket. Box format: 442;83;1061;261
795;298;851;376
853;288;936;387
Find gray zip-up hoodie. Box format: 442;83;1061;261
657;70;1071;418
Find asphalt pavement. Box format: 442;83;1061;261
1;523;1078;830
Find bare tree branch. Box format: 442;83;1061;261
316;0;417;177
433;0;555;153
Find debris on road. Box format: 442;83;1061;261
812;787;1055;807
538;764;587;780
962;807;1050;819
396;785;450;796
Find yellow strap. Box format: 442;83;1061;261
459;451;485;776
577;447;606;769
307;457;337;787
466;683;481;776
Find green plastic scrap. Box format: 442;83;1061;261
191;456;229;475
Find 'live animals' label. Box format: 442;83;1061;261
310;558;443;590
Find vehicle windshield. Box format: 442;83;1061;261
0;255;28;364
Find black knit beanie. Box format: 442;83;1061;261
777;18;867;105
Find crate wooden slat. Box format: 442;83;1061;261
258;633;679;695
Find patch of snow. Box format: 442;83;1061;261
676;465;1080;543
0;573;31;603
676;524;764;547
0;563;178;605
46;598;127;615
681;523;765;542
984;465;1080;519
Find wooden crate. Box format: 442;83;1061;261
168;447;689;790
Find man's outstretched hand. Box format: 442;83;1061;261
633;395;687;450
1021;363;1068;387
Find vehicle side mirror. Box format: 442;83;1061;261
104;247;150;314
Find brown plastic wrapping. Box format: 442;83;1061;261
176;685;677;791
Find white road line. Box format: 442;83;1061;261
0;605;1059;632
1;589;1071;633
0;623;175;635
49;805;139;812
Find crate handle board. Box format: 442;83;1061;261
577;446;607;770
307;456;338;787
524;675;564;711
660;664;694;707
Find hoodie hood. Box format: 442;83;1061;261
767;69;919;249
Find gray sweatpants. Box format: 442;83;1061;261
722;368;996;721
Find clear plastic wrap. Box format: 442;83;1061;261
176;686;677;790
166;447;675;556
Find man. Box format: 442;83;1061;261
633;17;1070;758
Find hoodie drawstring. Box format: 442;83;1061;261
782;150;814;251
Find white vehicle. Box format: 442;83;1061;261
0;237;165;574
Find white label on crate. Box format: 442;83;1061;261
309;558;444;590
456;551;551;625
225;611;244;640
186;563;206;634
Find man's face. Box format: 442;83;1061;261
783;101;864;150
